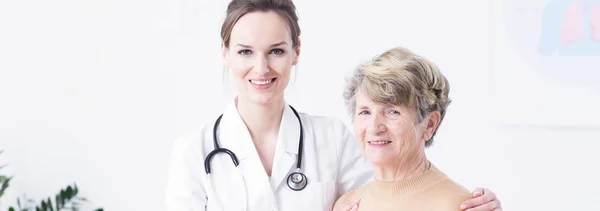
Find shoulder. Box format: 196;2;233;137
166;119;218;209
173;123;212;151
425;173;472;210
299;112;351;133
297;112;355;153
169;117;218;165
298;112;353;144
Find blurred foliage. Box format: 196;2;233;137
1;150;104;211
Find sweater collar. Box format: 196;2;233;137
367;162;448;200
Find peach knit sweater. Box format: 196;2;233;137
335;162;471;211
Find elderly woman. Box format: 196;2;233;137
335;47;475;210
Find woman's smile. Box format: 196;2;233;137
367;140;392;148
249;77;277;90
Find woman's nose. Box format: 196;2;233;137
368;115;387;135
252;54;269;73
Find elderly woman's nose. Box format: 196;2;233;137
367;114;387;134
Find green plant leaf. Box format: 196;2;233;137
59;189;65;207
66;186;73;197
9;207;15;211
0;176;12;197
55;193;61;210
47;197;53;211
41;199;48;211
0;175;8;182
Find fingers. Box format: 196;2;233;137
464;199;502;211
334;199;360;211
346;199;360;211
482;189;496;204
472;188;484;197
460;188;500;210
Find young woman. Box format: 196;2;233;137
166;0;503;210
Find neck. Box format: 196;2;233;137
374;152;429;182
236;96;285;144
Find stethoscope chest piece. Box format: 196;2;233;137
287;170;307;191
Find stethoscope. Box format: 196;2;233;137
204;105;307;210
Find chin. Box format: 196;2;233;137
365;153;395;167
247;92;282;105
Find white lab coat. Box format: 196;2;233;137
165;101;373;211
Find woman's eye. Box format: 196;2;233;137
271;49;284;55
238;49;252;55
358;110;370;115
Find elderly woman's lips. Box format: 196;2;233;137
368;141;392;145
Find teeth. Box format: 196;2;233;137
251;79;272;85
369;141;391;145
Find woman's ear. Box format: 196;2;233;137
422;111;441;142
221;42;229;67
292;40;301;66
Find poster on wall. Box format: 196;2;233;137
490;0;600;128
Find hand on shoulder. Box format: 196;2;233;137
332;198;360;211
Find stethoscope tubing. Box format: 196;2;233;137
204;105;307;210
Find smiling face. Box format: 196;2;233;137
344;47;449;168
222;11;300;105
352;89;433;167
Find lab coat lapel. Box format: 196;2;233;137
220;102;251;161
269;103;301;190
220;102;274;209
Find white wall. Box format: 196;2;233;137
1;0;598;210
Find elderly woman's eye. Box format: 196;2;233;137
389;110;401;115
358;110;370;115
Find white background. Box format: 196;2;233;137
1;0;598;210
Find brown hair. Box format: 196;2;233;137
221;0;301;49
343;47;452;147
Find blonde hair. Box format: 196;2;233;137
343;47;451;147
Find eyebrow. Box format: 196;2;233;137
234;41;288;48
357;104;397;111
270;41;287;47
